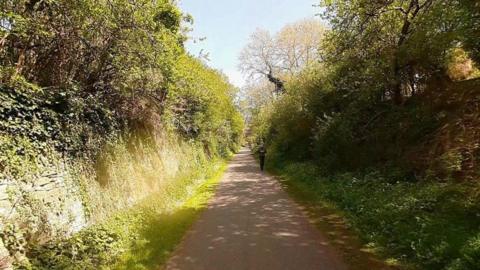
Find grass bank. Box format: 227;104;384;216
29;160;228;270
268;160;480;270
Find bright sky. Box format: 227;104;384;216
179;0;321;88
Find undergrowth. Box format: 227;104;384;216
268;160;480;270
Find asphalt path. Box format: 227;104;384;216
166;148;347;270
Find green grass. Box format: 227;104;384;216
268;161;480;270
112;162;227;270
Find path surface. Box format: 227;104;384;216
166;148;347;270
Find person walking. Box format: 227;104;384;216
258;144;266;171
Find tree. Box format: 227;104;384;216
0;0;244;157
276;19;326;75
238;19;325;94
458;0;480;65
319;0;478;104
240;80;275;122
0;0;183;97
238;29;282;92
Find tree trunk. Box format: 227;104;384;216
267;71;285;94
392;56;403;105
14;49;26;77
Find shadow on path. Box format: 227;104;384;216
166;148;347;270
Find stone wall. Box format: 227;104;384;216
0;239;11;270
0;167;87;264
0;132;204;267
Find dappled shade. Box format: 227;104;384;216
167;149;346;270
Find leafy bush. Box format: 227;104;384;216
28;226;120;270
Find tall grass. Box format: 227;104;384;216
19;131;230;269
77;131;211;223
112;162;227;270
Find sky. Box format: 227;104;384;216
179;0;321;88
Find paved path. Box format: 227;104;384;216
166;148;347;270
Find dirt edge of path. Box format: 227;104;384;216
274;174;401;270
